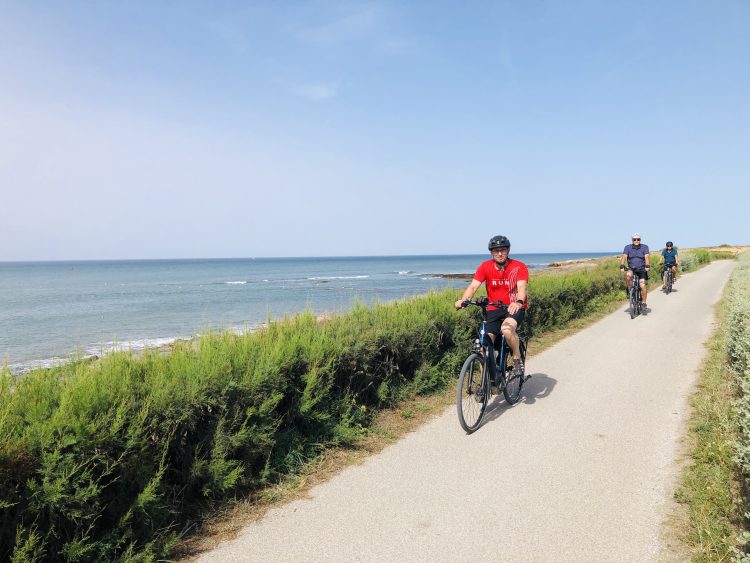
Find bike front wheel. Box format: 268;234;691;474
457;353;489;433
629;287;637;319
666;271;672;294
502;340;525;405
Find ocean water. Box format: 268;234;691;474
0;253;611;373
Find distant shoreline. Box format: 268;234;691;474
430;254;620;280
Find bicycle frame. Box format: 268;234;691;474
663;265;674;293
470;300;516;391
626;268;644;317
475;317;504;390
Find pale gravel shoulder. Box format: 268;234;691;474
196;260;736;563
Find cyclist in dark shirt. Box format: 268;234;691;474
659;241;679;289
455;235;529;377
620;232;651;312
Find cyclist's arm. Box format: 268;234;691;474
658;252;664;265
455;279;483;309
508;279;528;315
620;253;628;269
645;253;651;269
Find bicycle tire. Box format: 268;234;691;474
502;340;525;405
666;270;672;294
457;353;489;433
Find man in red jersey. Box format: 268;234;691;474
454;235;529;377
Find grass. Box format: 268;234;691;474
673;250;750;561
674;293;740;561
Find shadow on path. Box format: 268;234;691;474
479;372;557;429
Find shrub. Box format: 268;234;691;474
729;253;750;556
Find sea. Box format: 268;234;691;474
0;253;611;374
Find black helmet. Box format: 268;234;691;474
666;241;673;247
488;235;511;250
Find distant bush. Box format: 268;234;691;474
0;251;731;561
678;249;733;273
526;259;622;334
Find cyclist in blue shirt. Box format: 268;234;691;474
659;241;679;289
620;232;651;312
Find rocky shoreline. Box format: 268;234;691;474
430;255;618;280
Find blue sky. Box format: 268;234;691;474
1;1;747;260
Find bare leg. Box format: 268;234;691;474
501;318;521;359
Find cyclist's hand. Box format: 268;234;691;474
620;265;625;271
454;299;467;310
645;265;650;271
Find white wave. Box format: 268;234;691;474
7;357;69;374
308;275;369;280
224;280;247;285
398;270;413;275
88;336;186;356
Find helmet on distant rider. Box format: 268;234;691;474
666;241;673;247
488;235;511;250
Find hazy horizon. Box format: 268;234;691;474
0;249;624;264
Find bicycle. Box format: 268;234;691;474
626;267;645;318
663;264;674;294
456;298;528;433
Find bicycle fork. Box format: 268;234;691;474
478;321;502;393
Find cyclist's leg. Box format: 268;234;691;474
501;309;526;373
640;271;648;305
662;267;667;288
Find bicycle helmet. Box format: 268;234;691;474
488;235;511;250
666;241;673;247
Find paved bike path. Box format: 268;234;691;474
198;260;735;562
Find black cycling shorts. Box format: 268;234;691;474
630;268;649;281
486;307;525;336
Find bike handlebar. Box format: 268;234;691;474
460;298;508;310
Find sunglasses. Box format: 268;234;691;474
632;238;641;241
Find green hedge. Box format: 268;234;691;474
0;251;731;561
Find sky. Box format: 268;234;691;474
1;0;748;260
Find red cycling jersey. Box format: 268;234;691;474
473;258;529;310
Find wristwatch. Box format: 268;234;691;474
516;299;524;305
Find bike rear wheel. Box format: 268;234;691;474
502;340;526;405
457;353;489;433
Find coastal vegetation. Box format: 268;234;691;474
732;252;750;559
0;250;735;561
674;250;750;560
